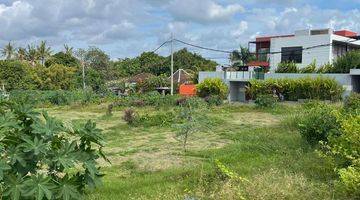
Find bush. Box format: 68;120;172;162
247;77;343;101
0;61;35;90
136;74;169;93
275;61;299;73
204;95;223;106
333;50;360;73
197;78;228;99
343;92;360;114
298;103;340;146
327;115;360;197
254;94;278;108
316;62;334;73
0;101;107;200
299;60;316;73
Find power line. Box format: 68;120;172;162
173;39;233;54
152;40;171;53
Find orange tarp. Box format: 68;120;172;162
179;84;196;96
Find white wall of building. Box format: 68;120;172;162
269;34;332;71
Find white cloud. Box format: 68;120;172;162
168;0;244;23
231;21;248;37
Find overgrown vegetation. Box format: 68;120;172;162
0;101;107;200
196;78;229;99
333;50;360;73
254;94;278;108
247;77;343;101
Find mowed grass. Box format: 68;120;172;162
45;103;341;199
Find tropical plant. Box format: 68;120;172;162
333;50;360;73
1;42;16;60
0;101;107;200
230;46;255;67
196;78;229;99
36;41;52;66
63;44;73;56
16;47;27;61
247;77;343;101
299;60;316;73
316;62;334;73
25;45;38;66
275;61;299;73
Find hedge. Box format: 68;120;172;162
246;76;344;101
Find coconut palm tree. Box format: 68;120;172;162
26;44;38;66
230;46;255;66
64;44;73;56
16;47;26;61
1;42;16;60
36;41;52;66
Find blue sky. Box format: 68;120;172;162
0;0;359;65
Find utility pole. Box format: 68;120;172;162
82;61;86;90
170;33;174;95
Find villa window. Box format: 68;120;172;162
281;46;302;63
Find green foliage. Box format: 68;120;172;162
45;52;80;68
196;78;229;99
247;77;343;101
343;92;360;114
133;110;176;127
275;61;299;73
230;46;255;66
0;61;35;90
298;103;340;146
79;67;106;92
254;94;278;108
9;90;110;106
136;75;169;93
333;50;360;73
299;60;316;73
204;95;223;106
316;62;334;73
30;64;77;90
326;115;360;197
0;101;107;200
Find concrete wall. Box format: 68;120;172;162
270;34;331;70
198;71;224;83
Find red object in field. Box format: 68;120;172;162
179;84;196;96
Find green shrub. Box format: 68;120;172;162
333;50;360;73
247;77;343;101
0;61;35;90
299;60;316;73
204;95;223;106
328;115;360;197
343;92;360;114
275;61;299;73
197;78;228;99
298;103;340;146
316;62;334;73
254;94;278;108
0;101;107;200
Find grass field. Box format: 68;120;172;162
44;103;341;199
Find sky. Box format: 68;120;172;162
0;0;360;65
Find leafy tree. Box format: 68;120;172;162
1;42;16;60
0;101;108;200
138;52;167;75
36;41;52;66
0;61;35;90
45;52;80;68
